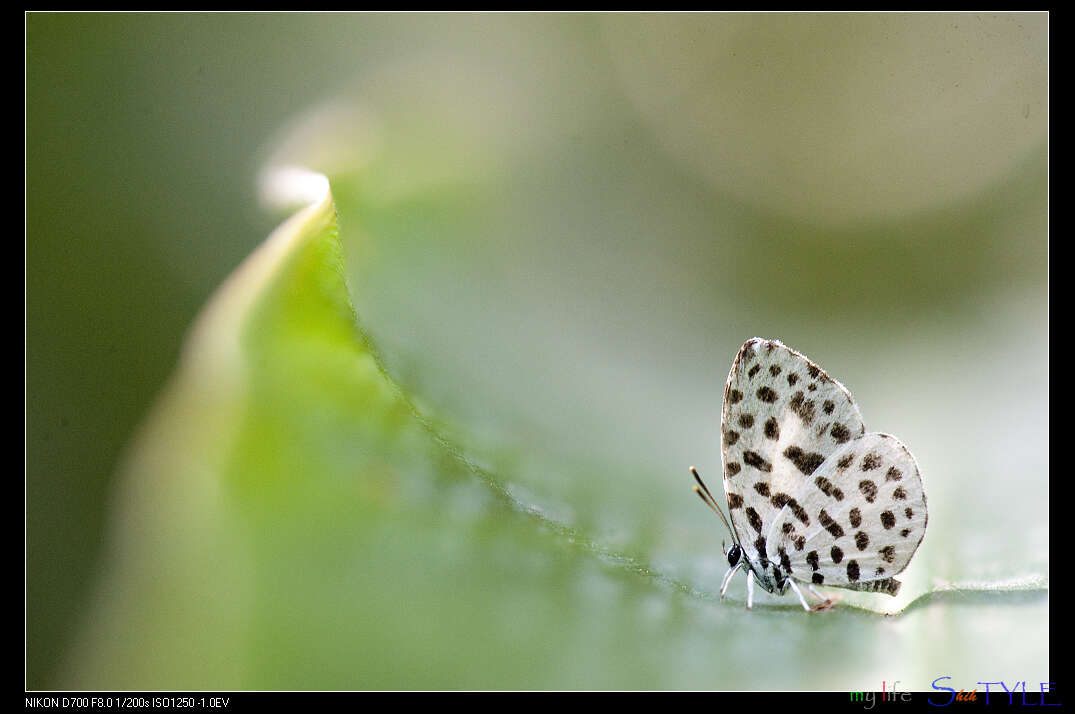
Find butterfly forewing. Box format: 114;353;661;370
720;338;865;559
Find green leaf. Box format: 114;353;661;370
63;151;1047;690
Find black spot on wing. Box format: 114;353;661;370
863;577;900;596
743;450;772;472
788;391;816;425
784;446;826;475
790;499;810;526
818;509;845;538
830;423;852;444
847;560;860;582
746;507;763;533
814;476;844;500
771;492;810;526
861;453;883;471
756;386;777;403
779;547;792;573
764;417;780;440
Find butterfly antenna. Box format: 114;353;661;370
690;466;737;542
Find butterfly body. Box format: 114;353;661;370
694;338;927;610
740;551;789;595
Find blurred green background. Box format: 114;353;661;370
27;12;1047;690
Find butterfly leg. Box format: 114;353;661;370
720;561;743;599
806;583;836;612
746;572;755;610
786;579;811;612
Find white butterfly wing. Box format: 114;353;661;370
720;338;866;560
768;432;927;594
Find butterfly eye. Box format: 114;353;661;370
727;543;742;567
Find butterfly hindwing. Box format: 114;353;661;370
768;432;927;590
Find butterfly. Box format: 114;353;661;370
691;338;927;610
